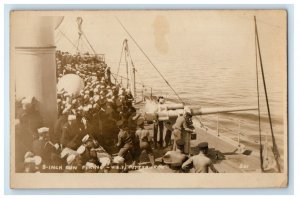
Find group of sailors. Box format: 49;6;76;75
14;51;218;173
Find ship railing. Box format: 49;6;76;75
197;112;264;154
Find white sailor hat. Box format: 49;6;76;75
68;115;76;120
66;154;76;165
24;157;34;164
113;156;125;164
84;95;89;100
60;148;78;158
77;145;86;155
83;106;90;112
107;99;113;103
24;151;34;159
25;156;42;165
94;88;99;93
37;127;49;134
62;108;70;114
93;95;100;102
82;134;90;143
85;162;97;169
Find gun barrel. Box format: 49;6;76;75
191;106;258;116
156;106;258;121
144;103;258;121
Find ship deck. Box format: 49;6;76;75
131;99;262;173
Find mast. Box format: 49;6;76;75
131;60;137;103
254;16;281;172
124;39;129;89
123;39;136;102
254;17;264;172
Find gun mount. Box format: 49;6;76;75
141;101;258;121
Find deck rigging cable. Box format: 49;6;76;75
254;17;264;172
115;41;125;84
254;16;281;172
116;17;185;104
58;30;78;51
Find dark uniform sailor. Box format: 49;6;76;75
32;127;60;165
18;96;43;150
181;142;219;173
135;118;155;166
116;125;136;165
172;107;195;154
60;115;85;150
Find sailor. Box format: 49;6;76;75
125;89;134;106
181;142;219;173
116;125;136;166
18;96;43;149
63;152;83;173
105;66;111;83
162;139;188;172
32;127;60;165
24;154;42;173
135;118;155;166
172;107;195;153
76;134;98;165
181;107;195;155
164;121;173;148
53;109;68;145
153;96;166;148
60;114;85;150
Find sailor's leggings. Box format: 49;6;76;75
172;128;182;151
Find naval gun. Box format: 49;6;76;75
140;100;258;122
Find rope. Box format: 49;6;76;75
115;41;125;84
55;31;63;44
58;30;78;51
116;17;185;104
254;17;264;172
82;31;97;55
254;16;281;172
76;36;82;53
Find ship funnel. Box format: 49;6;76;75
13;15;64;128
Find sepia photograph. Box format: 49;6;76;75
10;10;288;188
